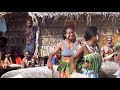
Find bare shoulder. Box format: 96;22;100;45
76;42;85;51
79;42;88;49
22;58;26;62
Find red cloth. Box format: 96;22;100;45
15;57;22;64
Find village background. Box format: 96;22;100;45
1;12;120;58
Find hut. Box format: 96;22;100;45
0;12;28;56
1;12;120;57
28;12;120;57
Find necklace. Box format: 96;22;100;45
84;42;97;53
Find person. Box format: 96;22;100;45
24;18;37;57
81;61;98;78
3;52;13;68
30;55;39;67
21;51;31;68
47;19;80;78
51;49;61;65
11;50;22;64
69;26;102;78
101;36;114;62
114;28;120;63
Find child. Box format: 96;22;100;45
4;52;13;65
81;61;98;78
21;51;31;68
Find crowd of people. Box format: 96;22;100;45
47;19;120;78
1;18;120;78
0;17;39;69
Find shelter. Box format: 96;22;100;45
1;12;120;57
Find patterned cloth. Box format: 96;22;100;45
25;27;36;55
75;53;102;74
57;59;72;74
82;68;98;78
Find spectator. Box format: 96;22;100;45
51;49;61;64
21;51;31;68
101;36;114;61
24;18;37;57
3;52;13;68
12;50;22;64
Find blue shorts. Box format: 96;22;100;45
52;58;56;64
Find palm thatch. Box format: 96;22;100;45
27;12;120;57
0;12;12;17
28;12;120;18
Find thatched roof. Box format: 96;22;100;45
0;12;12;17
28;12;120;25
28;12;120;18
1;12;120;18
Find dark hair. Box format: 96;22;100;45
63;19;76;40
44;56;48;60
23;49;30;55
84;26;98;41
0;36;7;48
26;17;33;26
5;51;11;55
63;26;75;40
118;28;120;32
12;49;19;55
0;32;2;36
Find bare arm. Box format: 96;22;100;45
101;47;104;56
100;47;104;60
9;57;13;64
21;59;25;68
48;42;62;63
69;45;84;65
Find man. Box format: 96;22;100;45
21;51;31;68
101;36;114;62
25;19;36;57
51;49;61;65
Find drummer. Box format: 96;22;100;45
101;36;114;62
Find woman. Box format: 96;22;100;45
69;26;102;78
47;19;80;78
12;50;22;64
